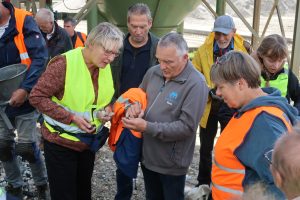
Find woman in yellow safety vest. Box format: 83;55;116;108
30;22;124;200
251;34;300;113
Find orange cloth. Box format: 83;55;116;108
13;7;32;68
109;88;147;151
74;32;86;48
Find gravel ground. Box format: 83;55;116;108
0;140;200;200
0;1;296;198
91;142;200;200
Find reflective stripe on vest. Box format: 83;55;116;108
43;47;114;141
260;63;289;97
13;7;32;68
213;157;245;174
44;106;98;133
212;183;243;196
212;106;292;200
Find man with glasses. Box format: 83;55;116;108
111;3;159;99
192;15;252;188
209;51;298;200
122;32;208;200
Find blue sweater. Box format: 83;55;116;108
235;87;299;199
0;2;48;117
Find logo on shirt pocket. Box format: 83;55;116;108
166;91;178;106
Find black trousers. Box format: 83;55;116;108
115;168;133;200
44;140;95;200
141;165;186;200
197;101;232;186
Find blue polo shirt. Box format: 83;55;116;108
120;35;151;94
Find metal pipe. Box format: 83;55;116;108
216;0;225;16
225;0;259;37
252;0;261;49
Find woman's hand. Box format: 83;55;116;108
71;115;96;134
97;106;114;124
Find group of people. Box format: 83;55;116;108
1;1;300;200
192;13;300;200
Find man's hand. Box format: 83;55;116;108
71;115;96;134
9;89;28;107
125;102;144;118
122;117;147;132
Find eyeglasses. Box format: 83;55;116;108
100;44;119;58
264;149;274;165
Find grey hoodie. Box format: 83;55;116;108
140;61;208;175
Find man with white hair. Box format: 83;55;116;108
35;8;72;59
123;32;208;200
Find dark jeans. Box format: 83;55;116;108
197;101;232;186
141;165;186;200
115;168;133;200
44;140;95;200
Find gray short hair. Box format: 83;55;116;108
36;8;54;22
64;16;76;26
158;32;188;56
127;3;152;21
210;51;261;88
85;22;124;51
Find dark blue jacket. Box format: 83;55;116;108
114;128;142;178
40;21;72;60
0;2;48;117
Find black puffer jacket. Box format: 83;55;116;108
41;21;72;59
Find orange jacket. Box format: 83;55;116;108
109;88;147;151
212;106;292;200
74;32;87;48
14;7;32;68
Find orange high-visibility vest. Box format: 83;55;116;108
109;88;147;151
74;32;87;48
212;106;292;200
13;7;32;68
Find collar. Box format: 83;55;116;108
155;61;193;84
46;23;55;40
124;33;151;52
213;38;234;57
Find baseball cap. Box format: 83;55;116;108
212;15;235;34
